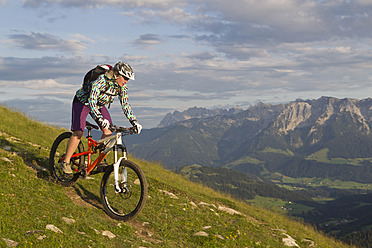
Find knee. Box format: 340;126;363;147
72;130;83;139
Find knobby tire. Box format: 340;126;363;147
100;160;148;221
49;132;84;187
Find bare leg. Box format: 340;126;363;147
101;128;112;139
94;128;113;169
64;131;83;163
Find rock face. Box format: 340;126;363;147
274;102;312;134
273;97;371;136
158;106;243;127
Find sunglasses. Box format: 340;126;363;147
115;73;130;81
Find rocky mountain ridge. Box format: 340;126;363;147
126;96;372;182
275;97;370;137
158;106;243;128
177;97;371;139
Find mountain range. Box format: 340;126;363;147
126;96;372;184
157;106;243;127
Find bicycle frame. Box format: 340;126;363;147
69;130;127;176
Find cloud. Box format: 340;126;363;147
123;7;199;25
0;55;137;82
156;7;197;24
22;0;372;47
216;45;269;60
0;56;87;81
117;0;372;61
21;0;372;43
5;32;88;52
0;79;73;90
1;97;71;127
63;0;372;63
107;103;174;128
205;1;366;44
22;0;184;9
186;52;215;61
133;34;161;48
122;54;149;61
131;89;236;102
356;0;372;5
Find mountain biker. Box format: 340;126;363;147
60;61;142;176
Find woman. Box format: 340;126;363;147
61;61;142;175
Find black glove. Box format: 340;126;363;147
132;121;142;134
98;118;110;129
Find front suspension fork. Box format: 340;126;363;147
113;144;127;194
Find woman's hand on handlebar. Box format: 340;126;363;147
109;124;136;134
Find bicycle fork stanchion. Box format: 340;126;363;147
113;157;126;193
110;132;128;194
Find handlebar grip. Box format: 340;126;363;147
107;124;137;134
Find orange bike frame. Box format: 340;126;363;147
70;136;108;175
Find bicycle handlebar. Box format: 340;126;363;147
109;125;137;135
85;121;137;135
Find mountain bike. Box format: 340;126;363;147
49;121;148;221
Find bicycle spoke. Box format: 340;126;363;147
49;132;83;186
101;160;147;221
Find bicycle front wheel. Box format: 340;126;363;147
49;132;84;186
100;160;148;221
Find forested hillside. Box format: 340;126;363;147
178;165;311;202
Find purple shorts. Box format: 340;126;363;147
71;101;112;131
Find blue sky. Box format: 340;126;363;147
1;0;372;128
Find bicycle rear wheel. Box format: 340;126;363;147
49;132;84;186
100;160;148;221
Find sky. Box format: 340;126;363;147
1;0;372;129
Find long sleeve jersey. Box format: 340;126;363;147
75;74;137;124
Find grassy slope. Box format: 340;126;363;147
0;106;352;248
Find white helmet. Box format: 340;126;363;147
114;62;135;80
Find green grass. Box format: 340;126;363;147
279;175;372;191
262;147;294;156
0;105;64;149
0;106;353;247
263;171;372;193
246;196;314;215
305;148;372;166
226;155;263;166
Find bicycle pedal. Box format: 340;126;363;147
78;164;87;179
79;170;87;179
